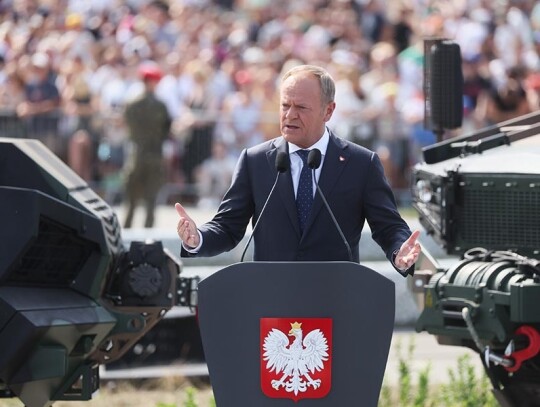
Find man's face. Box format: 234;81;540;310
280;72;335;148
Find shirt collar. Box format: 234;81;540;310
288;127;330;156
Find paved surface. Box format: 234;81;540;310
110;203;485;386
106;128;540;389
101;330;483;386
386;330;483;386
116;202;459;326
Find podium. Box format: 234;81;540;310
197;262;395;406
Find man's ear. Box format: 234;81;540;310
324;101;336;122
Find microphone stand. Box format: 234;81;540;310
312;171;354;262
240;152;289;262
307;149;353;262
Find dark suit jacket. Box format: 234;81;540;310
182;132;413;276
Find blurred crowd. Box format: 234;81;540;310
0;0;539;217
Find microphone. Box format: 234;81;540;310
308;149;353;262
240;151;289;262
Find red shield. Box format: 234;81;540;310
260;317;332;401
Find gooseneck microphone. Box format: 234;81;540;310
308;149;353;262
240;151;289;262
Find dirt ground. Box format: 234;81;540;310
0;377;215;407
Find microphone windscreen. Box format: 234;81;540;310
275;151;289;173
308;149;322;169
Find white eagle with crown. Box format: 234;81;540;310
262;321;329;395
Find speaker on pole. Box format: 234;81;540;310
424;39;463;141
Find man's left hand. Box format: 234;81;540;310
395;230;421;271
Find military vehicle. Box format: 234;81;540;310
412;111;540;407
0;138;199;407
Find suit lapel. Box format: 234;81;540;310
302;133;350;238
267;138;301;237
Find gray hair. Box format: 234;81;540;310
281;65;335;105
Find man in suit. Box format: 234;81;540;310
176;64;420;275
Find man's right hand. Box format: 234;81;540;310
175;203;200;249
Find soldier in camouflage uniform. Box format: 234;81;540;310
123;62;171;228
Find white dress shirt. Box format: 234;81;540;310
183;128;331;253
288;128;330;198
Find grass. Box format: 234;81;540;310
0;378;215;407
1;344;497;407
398;206;418;220
378;338;498;407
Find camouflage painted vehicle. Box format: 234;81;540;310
0;138;197;407
412;112;540;407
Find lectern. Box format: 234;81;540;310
197;261;395;406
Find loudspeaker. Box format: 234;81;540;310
424;39;463;132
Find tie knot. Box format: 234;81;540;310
297;149;310;164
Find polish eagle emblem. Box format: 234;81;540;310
261;320;331;400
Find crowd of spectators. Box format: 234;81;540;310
0;0;539;209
